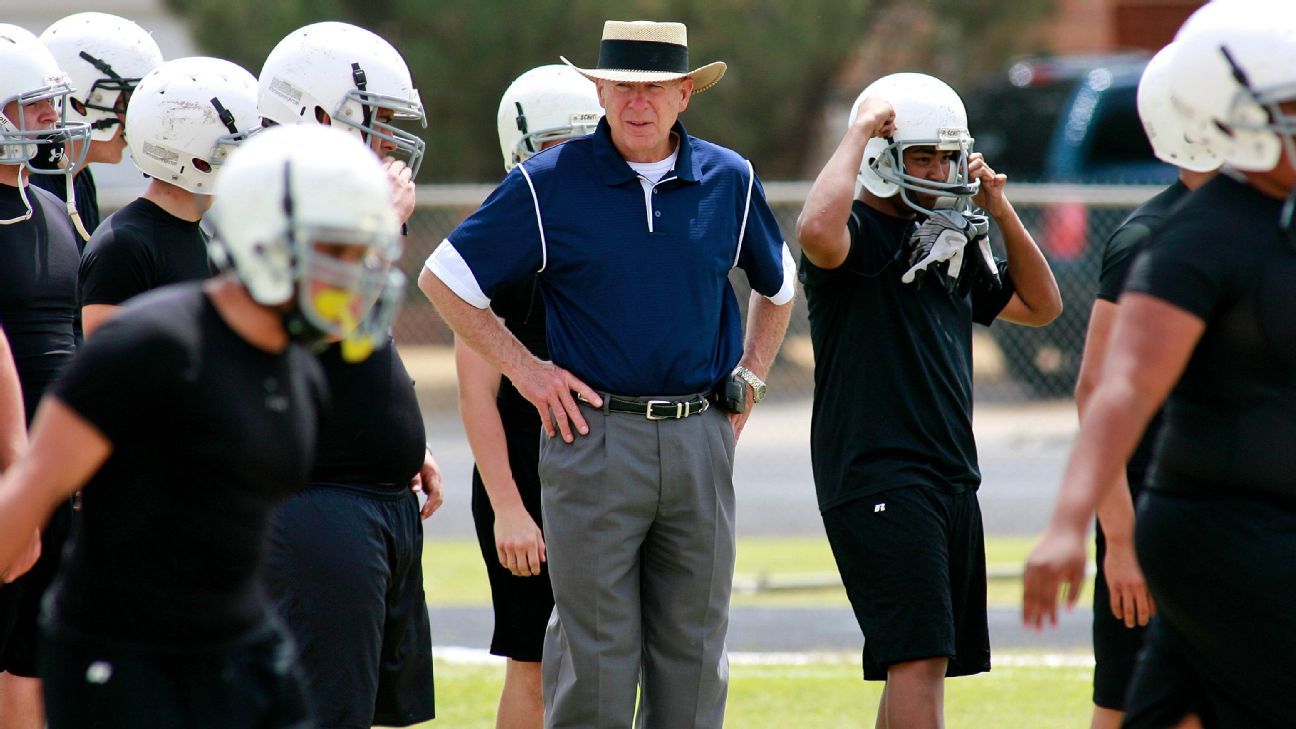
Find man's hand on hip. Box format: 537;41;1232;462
512;360;601;443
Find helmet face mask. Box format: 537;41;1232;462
497;64;604;171
852;72;979;216
0;24;92;175
333;84;427;175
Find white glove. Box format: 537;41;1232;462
901;210;973;285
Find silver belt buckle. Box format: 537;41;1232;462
645;400;674;420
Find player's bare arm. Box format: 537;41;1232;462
1023;293;1202;629
797;98;896;270
970;153;1061;326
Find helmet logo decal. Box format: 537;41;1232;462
141;141;178;165
268;77;302;106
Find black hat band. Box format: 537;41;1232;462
596;39;689;73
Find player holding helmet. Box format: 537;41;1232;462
453;62;601;729
78;56;259;338
0;123;399;729
797;71;1060;728
256;22;442;729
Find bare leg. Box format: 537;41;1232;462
497;659;543;729
874;683;888;729
1171;714;1203;729
881;658;947;729
0;673;44;729
1091;706;1123;729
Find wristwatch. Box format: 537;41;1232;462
732;366;768;403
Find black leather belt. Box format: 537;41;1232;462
582;393;711;420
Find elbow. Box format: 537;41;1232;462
1036;296;1064;327
416;267;439;302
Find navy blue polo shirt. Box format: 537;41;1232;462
430;119;792;395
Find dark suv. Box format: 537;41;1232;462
966;54;1175;397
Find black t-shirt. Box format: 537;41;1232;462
310;337;425;489
43;283;328;649
492;274;548;432
1095;180;1189;482
799;201;1016;511
1124;174;1296;505
30;166;100;246
0;183;80;424
79;197;212;308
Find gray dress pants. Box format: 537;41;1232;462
539;398;737;729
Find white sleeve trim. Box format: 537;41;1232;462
516;163;548;273
733;159;755;267
764;243;796;305
425;239;491;309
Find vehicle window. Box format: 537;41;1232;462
1082;86;1154;168
967;80;1074;182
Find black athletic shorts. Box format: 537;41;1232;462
822;485;990;681
266;484;434;728
1091;476;1148;710
0;498;75;677
1124;490;1296;729
470;428;554;662
39;622;311;729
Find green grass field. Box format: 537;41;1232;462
422;535;1095;609
411;536;1097;728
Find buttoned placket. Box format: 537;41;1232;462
637;174;678;233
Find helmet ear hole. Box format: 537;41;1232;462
314;106;330;125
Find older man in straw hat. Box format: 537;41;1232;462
421;19;795;729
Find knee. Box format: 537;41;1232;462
886;657;948;689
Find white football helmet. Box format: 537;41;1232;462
258;22;426;175
497;64;602;171
208;124;403;360
0;23;92;173
1169;3;1296;172
1137;43;1221;173
126;57;260;194
39;13;164;143
851;73;979;215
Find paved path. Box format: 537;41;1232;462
429;604;1093;654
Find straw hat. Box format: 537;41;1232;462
561;21;727;93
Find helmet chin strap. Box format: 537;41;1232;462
0;177;33;226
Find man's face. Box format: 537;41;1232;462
596;77;693;163
3;98;58;133
901;145;955;209
370;107;398;158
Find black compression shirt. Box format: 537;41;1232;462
310;338;425;489
800;201;1015;511
1095;181;1190;481
43;283;328;649
1124;174;1296;505
79;197;212;307
0;182;79;424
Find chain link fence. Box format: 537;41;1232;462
393;183;1162;415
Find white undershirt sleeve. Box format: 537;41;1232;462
424;239;491;309
765;243;797;305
